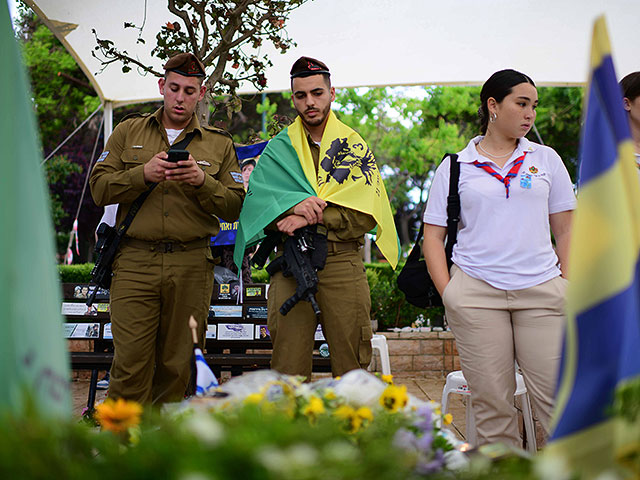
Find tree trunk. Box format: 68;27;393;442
197;95;211;126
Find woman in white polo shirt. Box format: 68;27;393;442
620;72;640;169
423;69;575;447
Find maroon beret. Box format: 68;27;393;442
290;56;330;79
164;52;206;77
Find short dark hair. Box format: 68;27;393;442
290;73;331;91
479;69;536;134
620;72;640;102
164;70;204;86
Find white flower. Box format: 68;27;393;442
257;446;288;473
333;370;386;407
322;441;359;463
183;411;224;446
534;452;572;480
287;444;319;468
257;444;318;474
179;472;212;480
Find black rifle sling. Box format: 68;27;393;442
444;154;460;268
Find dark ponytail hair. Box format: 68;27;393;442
479;69;536;134
620;72;640;102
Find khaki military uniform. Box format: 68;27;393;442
267;135;375;379
90;108;245;404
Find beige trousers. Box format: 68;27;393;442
443;264;567;447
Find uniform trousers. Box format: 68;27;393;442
443;264;567;447
109;242;214;404
268;248;372;379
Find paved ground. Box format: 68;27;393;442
71;374;468;441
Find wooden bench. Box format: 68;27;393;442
63;283;331;410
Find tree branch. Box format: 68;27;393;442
168;0;199;53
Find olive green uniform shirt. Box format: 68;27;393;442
90;108;245;242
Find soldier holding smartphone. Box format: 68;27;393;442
90;53;245;404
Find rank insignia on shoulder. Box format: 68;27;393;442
197;160;211;167
97;151;109;162
230;171;243;183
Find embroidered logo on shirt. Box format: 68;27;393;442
197;160;211;167
132;145;144;149
97;151;109;162
230;171;243;184
528;166;538;174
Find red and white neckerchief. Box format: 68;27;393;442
472;152;528;199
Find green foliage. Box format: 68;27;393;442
251;267;270;284
366;263;444;331
16;14;100;151
611;377;640;424
57;264;94;283
0;392;457;480
530;87;584;181
44;155;82;229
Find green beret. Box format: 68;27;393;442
164;52;206;77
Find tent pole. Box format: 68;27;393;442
104;101;113;140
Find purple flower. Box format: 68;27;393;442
416;432;433;452
393;428;418;450
413;404;433;431
416;449;445;475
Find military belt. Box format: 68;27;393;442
123;236;209;253
326;240;361;253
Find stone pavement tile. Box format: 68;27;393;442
72;380;108;416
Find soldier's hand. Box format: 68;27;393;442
143;152;176;183
293;196;326;224
277;215;308;236
165;154;206;187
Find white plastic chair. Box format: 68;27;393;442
440;369;537;452
370;334;391;376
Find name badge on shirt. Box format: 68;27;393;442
520;174;532;189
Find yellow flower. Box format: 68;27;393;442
95;398;143;434
381;374;394;384
355;406;374;425
333;405;373;433
443;413;453;425
244;392;264;405
379;384;409;413
324;390;337;401
334;404;355;420
302;396;325;423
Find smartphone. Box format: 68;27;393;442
167;149;189;165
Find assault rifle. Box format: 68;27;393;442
86;222;121;307
260;225;328;317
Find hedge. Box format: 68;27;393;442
57;263;441;330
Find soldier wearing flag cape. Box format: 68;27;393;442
234;57;398;378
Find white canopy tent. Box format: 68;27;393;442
26;0;640;140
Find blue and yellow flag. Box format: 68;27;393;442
546;16;640;477
234;111;398;269
0;2;70;415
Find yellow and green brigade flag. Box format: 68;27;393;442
234;110;399;269
0;2;70;416
545;16;640;477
